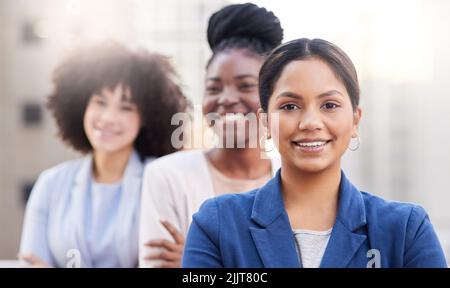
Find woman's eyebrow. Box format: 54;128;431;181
93;91;105;98
318;90;343;98
276;91;302;100
235;74;257;80
276;90;343;100
206;75;257;81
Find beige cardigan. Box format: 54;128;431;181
139;149;280;267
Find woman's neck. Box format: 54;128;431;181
93;146;133;184
281;160;341;231
206;147;272;180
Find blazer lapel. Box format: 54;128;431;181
249;170;300;268
249;169;368;268
320;171;368;268
250;215;300;268
319;219;366;268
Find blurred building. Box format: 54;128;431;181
304;0;450;259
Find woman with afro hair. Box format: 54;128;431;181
19;41;189;268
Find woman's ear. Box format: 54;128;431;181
352;107;362;137
257;108;271;139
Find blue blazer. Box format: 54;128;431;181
183;169;447;268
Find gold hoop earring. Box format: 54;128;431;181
349;134;361;151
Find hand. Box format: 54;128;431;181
18;253;50;268
144;219;185;268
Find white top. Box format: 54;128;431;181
139;149;281;267
206;159;272;196
293;228;333;268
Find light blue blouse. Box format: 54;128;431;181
20;151;151;268
86;181;122;268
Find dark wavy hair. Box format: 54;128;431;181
259;38;360;112
47;41;189;159
207;2;283;65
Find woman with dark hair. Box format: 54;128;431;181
182;38;447;268
139;3;283;268
18;41;188;268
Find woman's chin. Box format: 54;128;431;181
91;143;131;155
291;159;330;174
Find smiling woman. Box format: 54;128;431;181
182;38;447;268
139;3;283;268
18;41;188;268
262;57;360;175
47;41;188;159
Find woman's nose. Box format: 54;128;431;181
298;108;324;131
98;106;117;124
217;88;239;107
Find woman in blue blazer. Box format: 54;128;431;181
182;38;447;268
18;41;188;268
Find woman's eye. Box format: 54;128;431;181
94;99;106;106
206;87;221;94
121;105;136;111
280;104;299;110
239;83;256;91
322;102;339;110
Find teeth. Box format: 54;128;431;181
223;114;246;122
94;129;116;137
296;141;327;147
